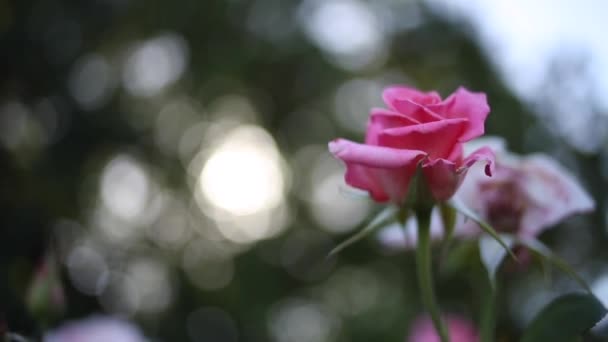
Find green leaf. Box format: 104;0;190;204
521;293;607;342
479;233;516;288
448;198;517;261
519;238;591;293
328;206;398;257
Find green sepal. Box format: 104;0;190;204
404;163;435;214
448;197;517;261
477;234;590;292
328;206;398;257
479;233;516;288
519;238;591;293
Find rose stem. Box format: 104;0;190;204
414;208;450;342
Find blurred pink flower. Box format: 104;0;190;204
379;137;595;247
458;137;595;239
27;253;65;318
329;86;494;204
408;314;479;342
44;316;147;342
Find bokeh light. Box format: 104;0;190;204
68;53;115;110
100;154;150;223
307;150;371;233
181;239;235;291
122;33;189;97
199;127;284;216
268;298;341;342
195;124;290;244
66;245;110;296
298;0;387;70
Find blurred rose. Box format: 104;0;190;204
329;86;494;204
408;314;479;342
44;316;147;342
27;253;65;320
379;137;595;248
457;137;595;238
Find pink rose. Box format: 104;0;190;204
44;316;148;342
408;314;479;342
379;137;595;247
329;86;495;204
456;137;595;239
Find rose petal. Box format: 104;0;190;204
365;108;420;145
446;143;464;164
419;146;494;202
463;136;507;156
427;87;490;141
370;107;421;126
342;164;392;201
329;138;426;168
518;154;595;237
382;86;444;123
379;118;468;160
389;99;444;123
461;146;495;177
329;139;426;202
382;86;441;106
452;148;497;218
422;158;461;201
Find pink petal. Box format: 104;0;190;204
382;86;441;106
427;87;490;142
446;146;495;228
463;136;507;156
518;154;595;237
422;158;461;201
420;146;494;202
379;118;468;160
460;146;495;177
365;108;420;145
408;315;479;342
446;143;464;164
392;100;444;123
329;138;426;168
382;86;444;123
342;164;392;202
370;107;421;126
452;149;496;219
329;139;426;202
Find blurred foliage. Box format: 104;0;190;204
0;0;606;341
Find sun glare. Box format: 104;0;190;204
199;125;285;217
